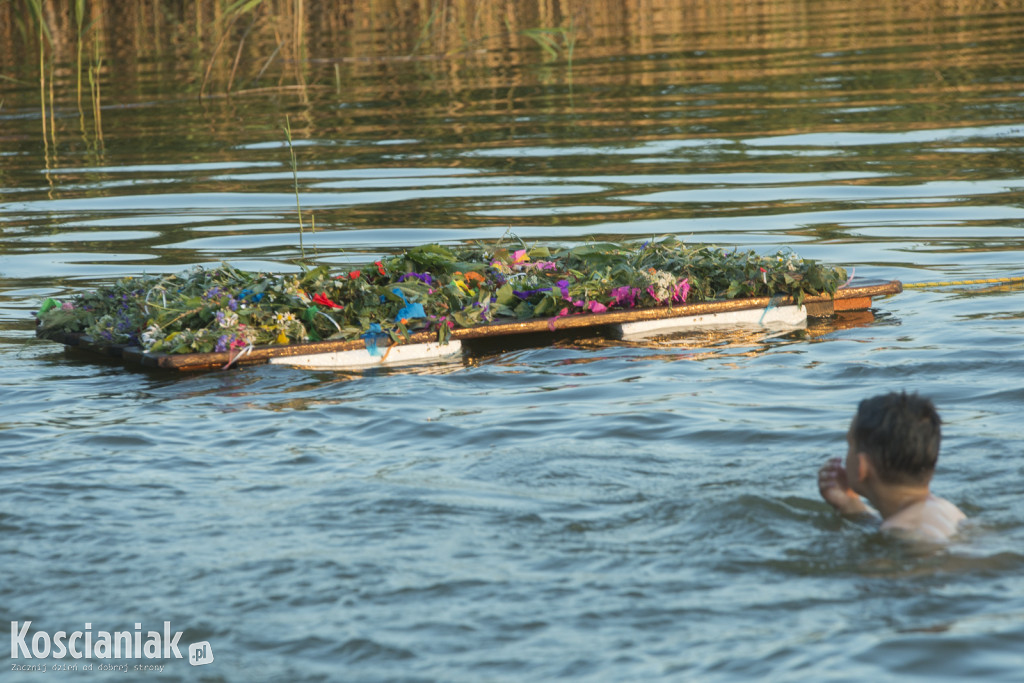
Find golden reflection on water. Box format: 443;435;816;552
464;309;882;368
2;0;1019;128
2;0;1021;216
2;2;1022;291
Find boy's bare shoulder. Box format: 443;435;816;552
880;495;966;543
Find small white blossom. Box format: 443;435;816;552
140;324;163;348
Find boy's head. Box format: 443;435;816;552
849;391;941;486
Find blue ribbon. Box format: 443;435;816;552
758;295;784;325
391;288;425;322
360;323;389;356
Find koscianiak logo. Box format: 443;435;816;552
10;621;214;673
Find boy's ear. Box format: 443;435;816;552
855;451;875;483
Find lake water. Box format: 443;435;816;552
2;1;1024;680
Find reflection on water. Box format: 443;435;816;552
2;1;1024;681
2;10;1022;285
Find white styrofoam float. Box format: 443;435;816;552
266;306;805;368
268;339;463;369
615;304;806;339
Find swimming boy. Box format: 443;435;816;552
818;391;966;542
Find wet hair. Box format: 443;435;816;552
851;391;941;485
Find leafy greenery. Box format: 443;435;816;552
36;238;847;355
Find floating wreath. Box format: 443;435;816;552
36;238;848;355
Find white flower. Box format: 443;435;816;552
140;324;163;348
216;310;239;328
274;311;297;326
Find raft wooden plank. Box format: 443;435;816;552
42;280;902;372
833;296;872;311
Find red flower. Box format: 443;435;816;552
375;261;387;276
312;292;344;309
349;270;361;279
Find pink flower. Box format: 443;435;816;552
587;301;607;314
673;278;690;303
548;307;570;331
610;286;640;308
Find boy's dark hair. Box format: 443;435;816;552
852;391;941;485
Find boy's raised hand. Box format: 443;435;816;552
818;457;870;516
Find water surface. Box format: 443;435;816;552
2;1;1023;680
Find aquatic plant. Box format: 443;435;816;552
20;0;53;153
200;0;266;97
283;115;306;260
519;21;577;65
36;239;848;355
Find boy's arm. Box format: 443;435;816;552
818;457;879;520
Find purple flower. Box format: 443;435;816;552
513;287;551;299
399;272;433;285
215;335;231;353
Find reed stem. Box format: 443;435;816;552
74;0;85;113
283;115;306;261
35;2;47;154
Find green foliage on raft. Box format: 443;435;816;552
35;238;847;355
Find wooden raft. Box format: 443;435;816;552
41;281;901;372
